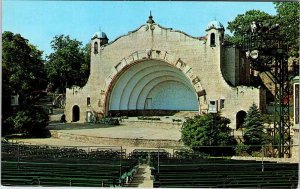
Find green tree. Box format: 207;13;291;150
274;2;299;57
45;35;90;93
181;114;237;156
227;3;299;57
4;105;49;137
2;31;49;136
227;10;274;46
80;43;91;86
243;103;271;153
2;31;48;105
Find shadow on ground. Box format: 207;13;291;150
47;122;125;131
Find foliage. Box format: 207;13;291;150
181;114;237;156
226;3;299;58
81;43;91;85
174;150;208;159
227;10;274;46
234;143;249;156
4;105;50;138
45;35;90;93
243;104;271;153
2;31;49;136
2;31;48;105
251;151;264;157
274;2;300;57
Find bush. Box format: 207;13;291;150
174;150;208;159
251;151;264;157
4;105;49;137
235;143;249;156
181;113;237;156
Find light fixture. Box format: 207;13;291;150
250;50;259;59
246;51;250;58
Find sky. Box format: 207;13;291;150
3;1;277;57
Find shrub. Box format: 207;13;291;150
4;105;49;137
235;143;249;156
243;104;271;153
181;113;237;156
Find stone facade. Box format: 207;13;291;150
65;16;266;130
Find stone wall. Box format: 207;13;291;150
65;21;265;131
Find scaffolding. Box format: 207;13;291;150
243;30;290;158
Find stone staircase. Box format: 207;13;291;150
35;93;64;122
259;71;275;96
124;165;153;188
35;93;53;112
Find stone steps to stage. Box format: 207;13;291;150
124;165;153;188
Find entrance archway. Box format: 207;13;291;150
72;105;80;122
106;60;199;116
236;110;247;130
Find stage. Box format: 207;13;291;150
12;118;185;153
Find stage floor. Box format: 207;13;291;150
48;120;182;141
11;120;183;153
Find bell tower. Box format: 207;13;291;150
91;31;109;56
205;20;225;47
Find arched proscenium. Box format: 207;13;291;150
113;63;193;110
103;51;205;115
135;76;190;110
107;59;198;113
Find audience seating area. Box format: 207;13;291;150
150;158;298;188
2;143;299;188
129;149;170;163
1;143;138;187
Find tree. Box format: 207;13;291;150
181;114;237;156
80;43;91;86
4;105;49;137
243;103;271;153
226;3;299;58
274;2;299;57
227;10;274;46
2;31;48;105
45;35;90;93
2;31;49;136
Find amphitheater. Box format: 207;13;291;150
65;14;264;133
3;116;299;188
2;15;299;188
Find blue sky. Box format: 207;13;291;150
3;1;277;57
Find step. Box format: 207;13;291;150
125;165;153;188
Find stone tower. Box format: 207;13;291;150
205;20;225;47
90;31;108;79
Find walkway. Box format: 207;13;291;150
126;165;153;188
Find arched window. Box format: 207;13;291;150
210;33;216;46
94;42;98;54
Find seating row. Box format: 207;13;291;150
1;143;138;187
2;143;126;161
151;158;298;188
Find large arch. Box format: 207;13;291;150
105;59;199;116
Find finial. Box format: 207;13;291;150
147;10;155;24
